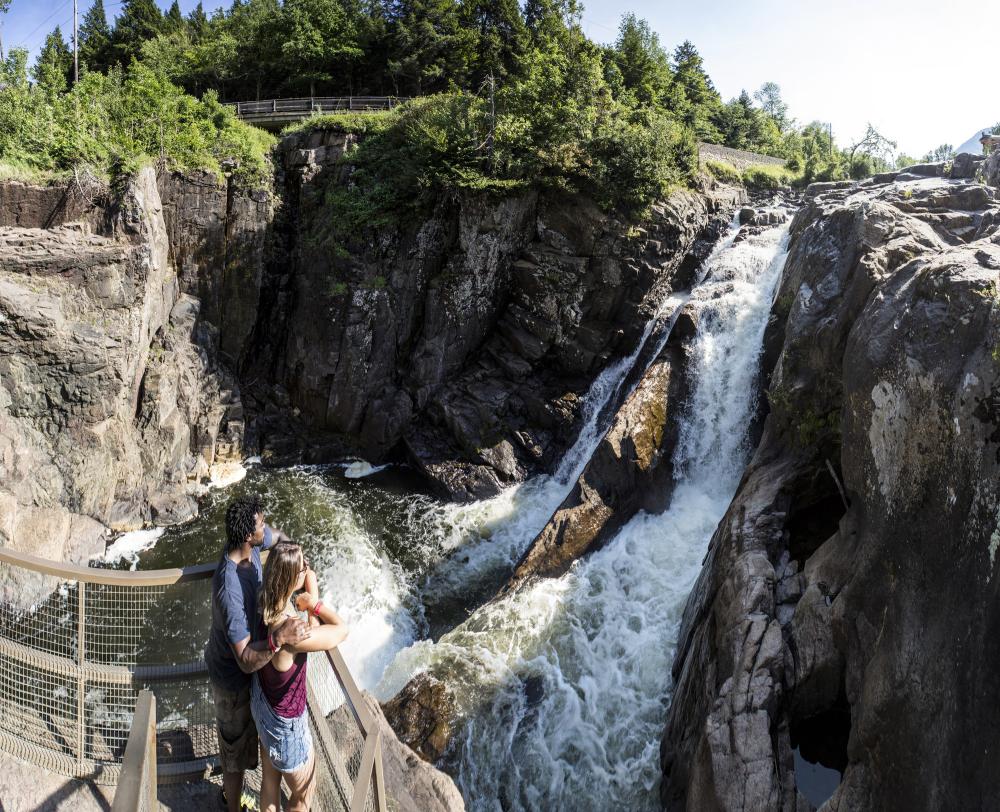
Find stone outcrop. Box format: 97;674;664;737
329;692;465;811
244;128;744;501
503;312;692;589
0;167;260;567
157;169;273;364
381;672;456;764
661;174;1000;810
985;149;1000;188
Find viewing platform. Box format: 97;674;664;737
0;546;387;812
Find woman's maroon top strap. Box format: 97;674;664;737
259;621;308;718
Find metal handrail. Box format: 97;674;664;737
0;543;387;810
226;96;411;120
0;546;215;585
112;689;157;812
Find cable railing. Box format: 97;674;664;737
0;545;386;811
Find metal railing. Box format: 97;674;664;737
112;689;157;812
0;545;386;811
228;96;411;121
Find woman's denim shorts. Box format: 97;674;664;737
250;676;313;773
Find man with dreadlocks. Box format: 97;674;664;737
205;494;310;812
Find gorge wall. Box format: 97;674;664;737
0;167;261;570
242;129;744;501
0;127;745;556
660;170;1000;810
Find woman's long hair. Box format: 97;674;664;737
260;542;303;626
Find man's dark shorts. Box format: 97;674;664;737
212;680;259;773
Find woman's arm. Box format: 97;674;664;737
304;568;321;629
288;591;349;653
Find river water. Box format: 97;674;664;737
120;215;791;809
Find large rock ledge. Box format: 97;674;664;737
244;128;745;501
0;166;269;567
503;308;694;590
661;172;1000;810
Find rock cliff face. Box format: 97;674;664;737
244;128;743;500
503;310;693;589
0;167;266;564
661;173;1000;810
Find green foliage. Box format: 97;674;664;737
80;0;113;74
33;26;73;93
9;0;868;214
111;0;165;68
612;14;672;108
0;56;274;187
742;163;796;190
672;41;721;141
703;158;741;184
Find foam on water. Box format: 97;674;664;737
377;218;792;809
103;528;166;569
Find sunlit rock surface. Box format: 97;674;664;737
661;171;1000;810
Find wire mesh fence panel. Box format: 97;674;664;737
0;548;384;806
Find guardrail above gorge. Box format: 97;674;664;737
227;96;411;130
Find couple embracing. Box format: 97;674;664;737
204;495;349;812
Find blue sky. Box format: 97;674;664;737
4;0;997;156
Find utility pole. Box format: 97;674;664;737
484;73;496;171
73;0;79;84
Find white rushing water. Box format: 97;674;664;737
376;218;792;810
131;210;788;806
327;219;743;693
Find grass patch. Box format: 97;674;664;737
703;158;742;185
743;162;798;190
282;110;397;137
0;161;73;184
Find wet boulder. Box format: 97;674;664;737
381;672;455;764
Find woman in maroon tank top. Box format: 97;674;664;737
251;542;349;812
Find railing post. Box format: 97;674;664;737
373;729;387;812
112;690;156;812
76;581;86;771
146;693;157;811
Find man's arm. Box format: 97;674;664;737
229;616;310;674
262;524;291;550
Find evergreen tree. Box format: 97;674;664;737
524;0;579;45
187;2;210;42
611;14;673;107
386;0;470;95
33;26;73;93
164;1;186;34
672;40;721;140
111;0;165;67
462;0;529;87
79;0;113;74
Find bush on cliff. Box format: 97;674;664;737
0;50;274;186
289;89;695;232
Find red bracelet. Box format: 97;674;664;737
312;600;323;617
268;632;279;653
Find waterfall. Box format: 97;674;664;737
377;216;792;810
123;208;790;808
